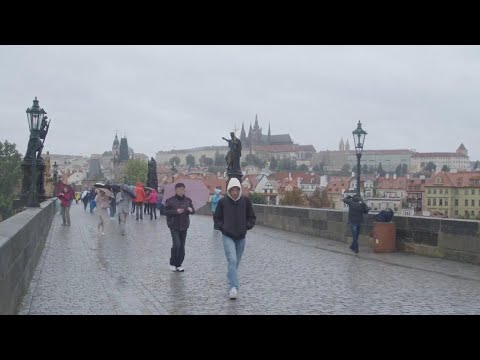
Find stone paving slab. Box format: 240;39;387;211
18;204;480;315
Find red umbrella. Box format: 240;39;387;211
55;182;74;198
162;179;210;210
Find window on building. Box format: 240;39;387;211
472;199;475;206
433;189;437;194
445;210;448;216
445;200;448;206
465;210;469;216
439;189;443;194
455;210;458;216
472;211;475;216
465;199;469;207
428;189;431;194
433;199;437;206
445;189;448;194
465;189;468;195
472;189;476;195
439;199;443;206
455;189;459;195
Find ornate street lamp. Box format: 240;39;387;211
25;97;47;207
171;163;177;184
352;121;367;197
52;161;59;185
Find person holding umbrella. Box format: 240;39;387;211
81;190;89;211
57;184;73;226
165;183;195;272
95;187;114;236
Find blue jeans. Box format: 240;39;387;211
223;235;245;290
350;224;361;250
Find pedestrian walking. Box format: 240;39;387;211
58;185;73;226
116;188;133;235
165;183;195;272
148;188;158;220
95;188;112;236
213;178;256;300
134;182;146;221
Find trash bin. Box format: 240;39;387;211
371;221;396;253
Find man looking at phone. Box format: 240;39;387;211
165;183;195;272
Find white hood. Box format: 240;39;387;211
227;177;242;201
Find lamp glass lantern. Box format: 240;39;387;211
352;120;367;156
26;97;47;132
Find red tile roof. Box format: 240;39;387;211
424;171;480;188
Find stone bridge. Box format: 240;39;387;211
2;200;480;314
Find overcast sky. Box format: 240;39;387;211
1;45;479;160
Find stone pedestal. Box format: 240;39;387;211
21;158;46;204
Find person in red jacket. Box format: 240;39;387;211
134;182;146;221
148;188;158;220
58;186;72;226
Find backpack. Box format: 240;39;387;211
374;209;394;222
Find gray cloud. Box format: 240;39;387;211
0;45;478;159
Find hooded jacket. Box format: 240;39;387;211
134;182;146;203
148;189;158;204
213;178;256;240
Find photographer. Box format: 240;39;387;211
343;194;370;254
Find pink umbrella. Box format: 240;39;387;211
162;179;210;210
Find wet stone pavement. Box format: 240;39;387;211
18;203;480;314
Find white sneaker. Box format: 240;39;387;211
229;287;238;299
176;267;184;272
169;265;177;272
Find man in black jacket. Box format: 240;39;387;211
343;194;370;254
165;183;195;272
213;177;256;299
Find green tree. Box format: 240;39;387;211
278;158;297;171
307;188;332;208
441;165;450;172
186;154;195;167
0;141;22;221
125;158;148;185
169;156;181;166
337;163;349;176
200;154;207;166
249;192;267;204
377;162;386;177
214;151;225;166
395;164;402;177
362;164;369;174
204;157;214;166
401;163;408;175
269;157;278;171
280;188;307;206
298;164;309;172
425;161;436;173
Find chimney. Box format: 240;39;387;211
393;173;397;180
386;173;390;179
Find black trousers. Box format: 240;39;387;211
150;205;157;220
170;230;187;267
135;203;143;220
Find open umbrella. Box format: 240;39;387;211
120;184;136;198
81;190;89;199
161;179;210;210
55;183;74;198
94;182;106;188
97;187;114;198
